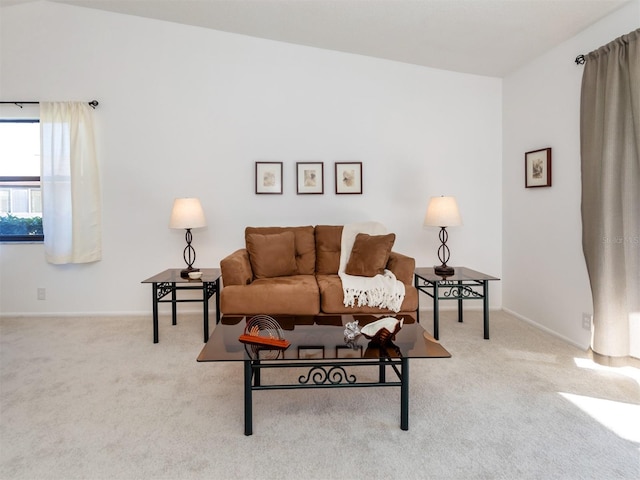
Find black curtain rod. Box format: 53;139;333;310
575;55;586;65
0;100;99;109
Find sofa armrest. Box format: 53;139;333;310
220;249;253;286
386;251;415;285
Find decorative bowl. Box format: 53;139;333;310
360;317;403;345
188;271;203;279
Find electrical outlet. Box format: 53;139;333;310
37;288;46;300
582;313;592;330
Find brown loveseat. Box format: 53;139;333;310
219;225;418;316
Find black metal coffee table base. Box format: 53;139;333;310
243;357;408;436
197;314;451;436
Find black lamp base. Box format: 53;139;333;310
180;228;199;278
434;264;455;276
434;226;455;277
180;266;200;278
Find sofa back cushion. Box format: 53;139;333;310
315;225;343;274
245;226;316;276
246;231;297;279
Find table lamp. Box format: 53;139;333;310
169;197;207;278
424;196;462;276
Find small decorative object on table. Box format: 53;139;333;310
238;315;290;349
343;320;361;349
360;317;404;345
344;320;361;341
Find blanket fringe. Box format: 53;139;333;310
342;287;404;312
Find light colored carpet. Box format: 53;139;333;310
0;310;638;480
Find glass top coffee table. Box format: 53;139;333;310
197;313;450;435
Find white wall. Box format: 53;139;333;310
502;1;640;348
0;1;502;316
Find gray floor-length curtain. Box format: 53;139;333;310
580;29;640;360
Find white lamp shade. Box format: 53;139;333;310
424;196;462;227
169;198;207;229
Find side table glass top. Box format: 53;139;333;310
414;267;499;282
142;268;221;284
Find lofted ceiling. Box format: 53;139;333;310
0;0;633;77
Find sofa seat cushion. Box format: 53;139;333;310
220;275;320;315
316;274;418;314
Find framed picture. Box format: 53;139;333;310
255;162;283;194
335;162;362;194
296;162;324;194
525;148;552;188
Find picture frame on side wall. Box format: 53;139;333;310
296;162;324;194
255;161;283;194
525;148;552;188
335;162;362;194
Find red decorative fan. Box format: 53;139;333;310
238;315;290;349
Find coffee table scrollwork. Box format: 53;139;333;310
298;365;357;385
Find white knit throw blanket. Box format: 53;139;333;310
338;222;406;312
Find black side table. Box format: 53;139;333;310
414;267;499;340
141;268;221;343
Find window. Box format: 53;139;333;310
0;120;43;242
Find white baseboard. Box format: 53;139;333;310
418;305;495;312
418;305;586;348
0;311;150;318
0;306;594;354
2;305;487;318
0;306;219;318
503;307;590;351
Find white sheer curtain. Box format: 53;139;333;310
40;102;101;264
